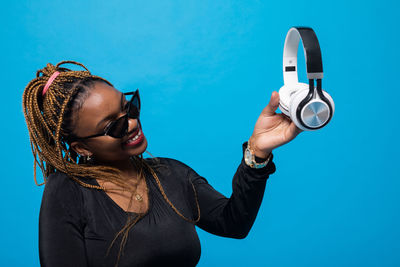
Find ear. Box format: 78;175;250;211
70;141;92;157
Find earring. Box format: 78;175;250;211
78;154;92;163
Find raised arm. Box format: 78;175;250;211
189;91;302;238
188;141;276;239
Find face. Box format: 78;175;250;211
70;82;147;166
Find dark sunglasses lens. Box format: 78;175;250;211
128;95;140;119
106;92;140;138
108;116;128;138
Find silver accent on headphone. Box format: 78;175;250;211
301;101;330;128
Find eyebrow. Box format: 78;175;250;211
95;93;125;128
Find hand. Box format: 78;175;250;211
249;91;303;158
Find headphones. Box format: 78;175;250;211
278;27;335;131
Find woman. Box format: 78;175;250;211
23;61;302;267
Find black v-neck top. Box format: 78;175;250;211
39;141;276;267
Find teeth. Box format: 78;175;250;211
127;129;141;143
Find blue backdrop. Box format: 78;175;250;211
2;0;399;266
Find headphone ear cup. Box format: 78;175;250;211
289;89;309;131
278;83;308;117
278;85;292;116
321;90;335;117
290;88;335;131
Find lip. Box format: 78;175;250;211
128;127;140;139
123;127;144;147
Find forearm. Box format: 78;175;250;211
193;141;276;239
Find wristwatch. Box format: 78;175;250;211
244;141;272;169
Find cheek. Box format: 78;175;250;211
91;139;125;157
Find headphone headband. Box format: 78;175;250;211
283;27;323;85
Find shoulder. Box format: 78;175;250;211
40;172;86;230
42;172;84;213
145;156;210;186
144;156;199;184
144;156;193;174
145;156;188;166
44;171;81;195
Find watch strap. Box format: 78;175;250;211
255;154;269;163
243;141;273;169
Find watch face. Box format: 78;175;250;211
245;146;269;169
244;147;252;165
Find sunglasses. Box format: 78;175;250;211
71;89;141;140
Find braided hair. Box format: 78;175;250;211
22;61;200;266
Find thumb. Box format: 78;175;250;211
262;91;280;116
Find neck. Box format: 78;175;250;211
97;157;140;181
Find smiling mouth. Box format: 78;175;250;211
124;127;143;146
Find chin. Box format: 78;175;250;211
125;136;148;157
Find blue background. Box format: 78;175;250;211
1;0;399;266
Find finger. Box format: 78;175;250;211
261;91;280;116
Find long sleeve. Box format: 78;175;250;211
39;172;88;267
189;141;276;239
